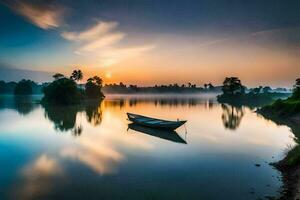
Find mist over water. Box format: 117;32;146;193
0;94;296;199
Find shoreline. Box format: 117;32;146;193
258;109;300;200
273;154;300;200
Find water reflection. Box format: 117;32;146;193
12;155;63;200
85;101;103;126
128;123;187;144
105;95;216;108
43;104;83;133
0;95;39;115
0;95;296;200
14;96;39;115
221;104;245;130
42;100;103;135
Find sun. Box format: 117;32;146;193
105;72;112;79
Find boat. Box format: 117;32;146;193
128;123;187;144
127;113;187;130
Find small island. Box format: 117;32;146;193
42;69;104;105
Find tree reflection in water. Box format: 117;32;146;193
14;96;38;116
42;100;103;136
43;104;82;133
85;101;103;126
221;104;244;130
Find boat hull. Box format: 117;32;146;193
128;123;187;144
127;113;186;131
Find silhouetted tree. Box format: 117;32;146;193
14;79;34;95
0;81;5;94
70;69;83;83
252;86;262;94
42;78;82;104
292;78;300;99
222;77;244;95
85;76;104;99
263;86;272;93
53;73;65;80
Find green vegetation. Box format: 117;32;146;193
0;80;43;94
260;78;300;117
85;76;105;99
14;79;35;95
217;77;291;108
258;79;300;169
42;69;104;105
103;82;221;93
42;77;83;105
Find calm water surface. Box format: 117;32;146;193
0;94;296;200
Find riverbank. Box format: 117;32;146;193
217;92;291;108
258;109;300;199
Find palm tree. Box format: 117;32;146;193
70;70;83;83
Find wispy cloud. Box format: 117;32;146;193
62;21;118;41
12;154;63;200
80;32;125;52
4;0;64;29
61;20;155;67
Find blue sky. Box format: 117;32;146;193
0;0;299;86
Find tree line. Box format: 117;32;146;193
102;82;221;94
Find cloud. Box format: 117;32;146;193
99;45;156;66
60;136;124;175
61;20;155;67
62;21;119;41
80;32;125;52
12;154;63;200
4;0;64;29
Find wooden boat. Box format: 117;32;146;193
127;113;187;130
128;123;187;144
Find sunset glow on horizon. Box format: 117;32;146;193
0;0;299;87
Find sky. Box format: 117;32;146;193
0;0;299;87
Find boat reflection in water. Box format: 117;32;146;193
127;123;187;144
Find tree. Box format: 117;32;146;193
85;76;104;99
222;77;244;95
42;78;82;104
292;78;300;99
70;69;83;83
263;86;272;93
0;81;6;94
53;73;65;80
14;79;34;95
252;86;262;94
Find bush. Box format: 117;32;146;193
85;81;104;99
42;78;82;105
14;79;34;95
